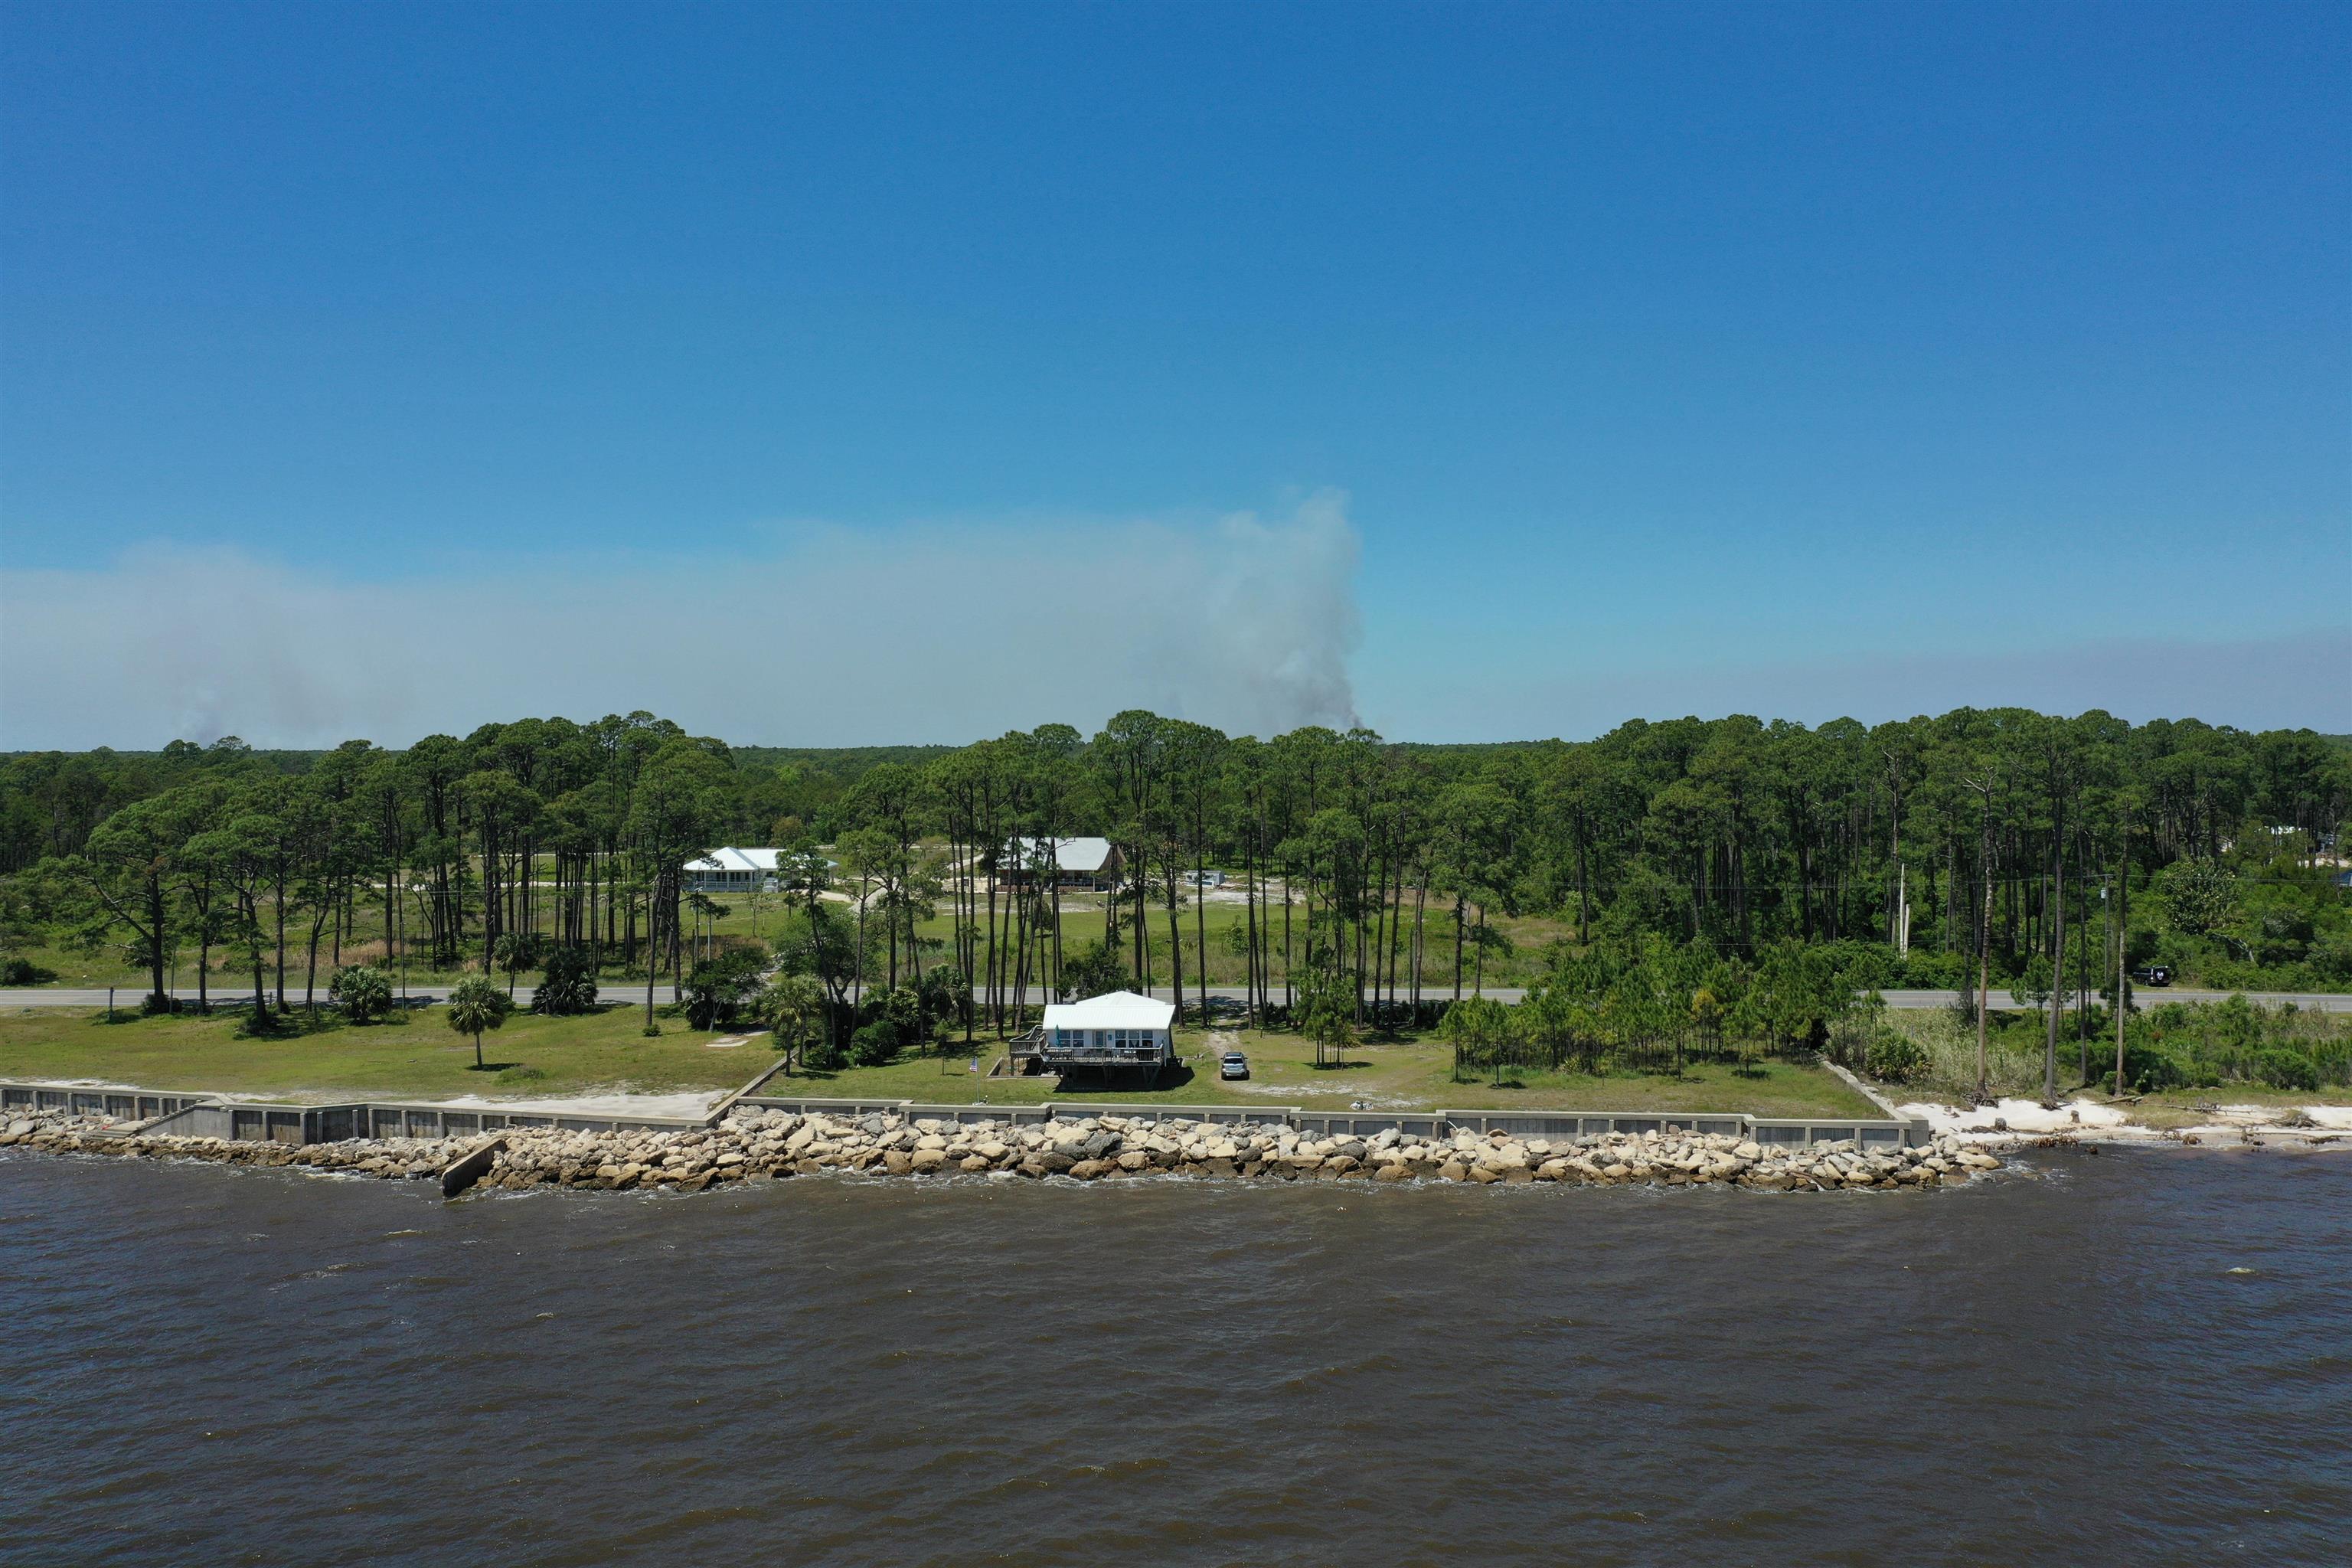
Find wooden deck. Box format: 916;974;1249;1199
1008;1027;1174;1083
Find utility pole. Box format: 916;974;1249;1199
2114;839;2130;1097
1965;769;1996;1103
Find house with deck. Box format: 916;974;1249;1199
684;848;783;893
997;835;1122;892
1015;990;1177;1083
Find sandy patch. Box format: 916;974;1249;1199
1900;1094;2352;1148
1900;1097;2132;1138
424;1089;727;1120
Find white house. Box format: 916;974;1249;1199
1034;990;1176;1080
684;848;784;893
998;835;1122;892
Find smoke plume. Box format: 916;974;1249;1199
0;495;1364;749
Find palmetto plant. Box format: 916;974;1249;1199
446;974;511;1070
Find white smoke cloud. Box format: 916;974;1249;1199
0;495;1365;750
1375;629;2352;740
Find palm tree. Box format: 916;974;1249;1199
492;930;534;1000
446;974;511;1070
756;974;825;1075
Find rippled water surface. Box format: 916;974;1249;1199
4;1147;2347;1566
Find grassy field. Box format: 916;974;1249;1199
0;1004;764;1104
900;890;1560;990
1;1007;1878;1118
808;1046;1881;1117
2;879;1565;991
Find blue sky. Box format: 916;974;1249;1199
2;1;2346;747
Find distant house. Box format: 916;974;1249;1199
998;835;1122;892
1030;990;1177;1083
684;848;783;893
2337;868;2352;890
1184;869;1227;889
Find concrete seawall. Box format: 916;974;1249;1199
2;1077;1947;1197
2;1078;1932;1154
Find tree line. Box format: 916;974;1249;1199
4;707;2347;1032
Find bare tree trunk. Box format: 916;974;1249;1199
1452;893;1465;1001
1410;867;1428;1011
2115;845;2128;1095
273;868;288;1009
2044;858;2065;1106
1977;827;1993;1102
1193;828;1209;1026
1243;830;1259;1028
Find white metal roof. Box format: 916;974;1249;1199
687;848;784;874
1003;835;1116;873
1041;990;1176;1031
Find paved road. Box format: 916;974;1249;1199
5;984;2348;1014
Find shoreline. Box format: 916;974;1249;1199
13;1073;2350;1152
8;1078;2347;1198
6;1103;2012;1194
1897;1094;2352;1150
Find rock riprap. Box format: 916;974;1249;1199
2;1106;2004;1191
2;1108;472;1178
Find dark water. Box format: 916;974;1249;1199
3;1149;2347;1567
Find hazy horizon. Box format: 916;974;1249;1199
3;2;2346;750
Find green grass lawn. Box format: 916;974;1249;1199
2;1008;1880;1119
0;1004;766;1105
714;1025;1880;1118
900;892;1557;991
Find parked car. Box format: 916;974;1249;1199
2131;964;2173;987
1219;1050;1250;1080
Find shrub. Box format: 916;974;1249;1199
2;956;44;985
2107;1044;2188;1095
875;985;924;1044
1896;949;1969;989
1864;1031;1929;1085
530;946;600;1016
2252;1047;2319;1093
235;1004;289;1040
802;1032;846;1073
2308;933;2352;986
682;949;766;1030
848;1020;899;1068
1058;938;1131;1001
2161;858;2239;936
330;965;394;1024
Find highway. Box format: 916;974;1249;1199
4;984;2348;1014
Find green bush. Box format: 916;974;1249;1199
1895;949;1969;989
682;949;766;1030
529;946;600;1015
1864;1031;1929;1085
848;1021;899;1068
2107;1044;2189;1095
2251;1047;2319;1092
329;965;393;1024
802;1032;846;1072
1058;938;1131;1001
